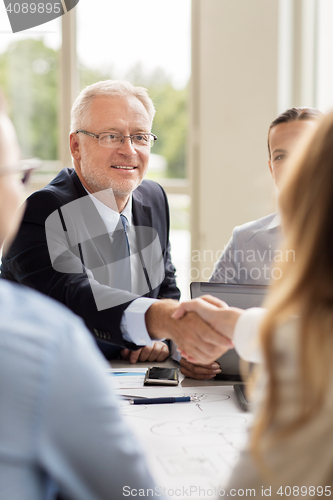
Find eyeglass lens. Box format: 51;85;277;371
99;133;155;148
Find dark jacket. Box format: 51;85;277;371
1;168;180;357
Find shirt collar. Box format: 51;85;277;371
266;212;281;230
121;195;132;226
82;185;132;233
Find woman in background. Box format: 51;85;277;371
181;106;321;380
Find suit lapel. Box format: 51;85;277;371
67;169;113;270
132;188;154;294
132;187;152;228
68;176;156;292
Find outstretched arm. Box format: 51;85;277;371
172;296;265;365
172;295;243;342
145;298;234;365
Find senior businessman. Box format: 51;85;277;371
1;80;232;364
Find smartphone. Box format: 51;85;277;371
233;383;252;411
144;367;179;386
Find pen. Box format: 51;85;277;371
130;396;192;405
120;394;145;400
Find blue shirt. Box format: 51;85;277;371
0;280;159;500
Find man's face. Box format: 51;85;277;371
268;119;317;189
71;95;151;203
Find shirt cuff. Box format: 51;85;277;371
120;298;158;347
170;340;181;362
233;307;267;363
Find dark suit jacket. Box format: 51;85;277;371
1;168;180;357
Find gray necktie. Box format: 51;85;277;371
120;214;130;257
110;214;131;291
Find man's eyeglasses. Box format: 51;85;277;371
0;158;42;185
76;130;157;149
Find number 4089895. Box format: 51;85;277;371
277;486;331;496
6;3;61;14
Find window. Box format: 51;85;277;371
0;2;192;298
76;0;192;298
0;4;61;191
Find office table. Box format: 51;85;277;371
110;359;253;499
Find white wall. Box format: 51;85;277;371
190;0;280;279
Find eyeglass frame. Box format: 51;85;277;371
0;158;42;185
76;129;157;148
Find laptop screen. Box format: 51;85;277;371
190;282;267;309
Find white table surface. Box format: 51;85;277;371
109;359;252;500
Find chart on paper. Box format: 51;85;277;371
119;385;253;499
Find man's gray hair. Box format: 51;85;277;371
70;80;155;133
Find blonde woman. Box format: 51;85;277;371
174;110;333;496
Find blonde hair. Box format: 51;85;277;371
70;80;155;133
251;110;333;457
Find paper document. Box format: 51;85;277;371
107;367;147;389
119;385;253;499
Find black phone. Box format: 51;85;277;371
144;367;179;386
233;383;252;411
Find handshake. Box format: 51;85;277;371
145;295;243;379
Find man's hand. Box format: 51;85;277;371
145;299;234;365
180;358;221;380
172;295;243;342
120;341;169;364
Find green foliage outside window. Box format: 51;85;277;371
0;39;58;160
0;39;188;179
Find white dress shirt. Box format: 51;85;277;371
210;213;281;285
233;307;266;363
85;190;157;347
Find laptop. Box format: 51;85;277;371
190;282;268;380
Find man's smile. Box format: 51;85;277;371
111;165;137;170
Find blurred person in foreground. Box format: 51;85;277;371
180;107;321;380
0;97;166;499
174;110;333;495
1;80;231;365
